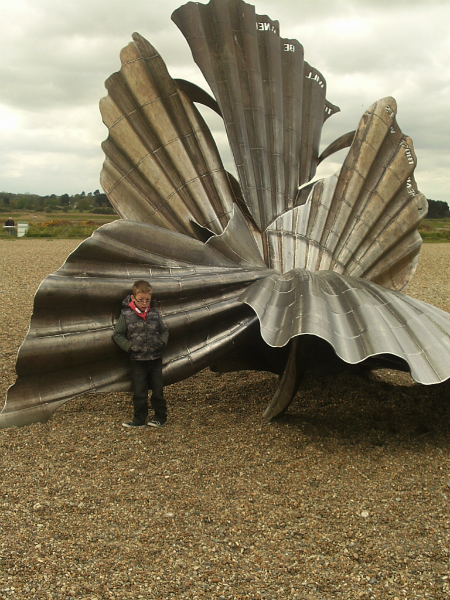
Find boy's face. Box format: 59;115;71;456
132;292;152;310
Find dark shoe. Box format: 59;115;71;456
147;419;166;428
122;419;146;428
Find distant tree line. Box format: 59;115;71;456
427;199;449;219
0;190;116;215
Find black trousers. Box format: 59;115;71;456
130;358;166;424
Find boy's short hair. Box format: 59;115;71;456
132;280;152;296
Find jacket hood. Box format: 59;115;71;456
122;294;132;308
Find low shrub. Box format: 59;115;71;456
419;230;450;243
25;219;106;239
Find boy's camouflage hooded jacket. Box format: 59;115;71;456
113;295;169;361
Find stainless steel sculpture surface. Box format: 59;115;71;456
2;0;450;429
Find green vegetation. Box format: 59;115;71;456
24;219;115;239
0;190;116;215
1;212;118;240
418;219;450;243
0;190;118;239
427;199;449;219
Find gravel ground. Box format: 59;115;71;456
1;239;450;600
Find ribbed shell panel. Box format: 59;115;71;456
265;98;427;290
239;269;450;385
99;33;236;238
172;0;339;231
0;220;271;427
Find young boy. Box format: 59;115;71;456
113;280;169;428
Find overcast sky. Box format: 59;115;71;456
1;0;449;204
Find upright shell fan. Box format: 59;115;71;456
171;0;340;231
1;0;450;429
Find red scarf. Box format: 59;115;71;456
128;300;150;320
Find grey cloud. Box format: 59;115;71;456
0;0;448;201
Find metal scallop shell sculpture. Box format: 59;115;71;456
2;0;450;428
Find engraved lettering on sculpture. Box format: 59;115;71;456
401;142;415;165
386;106;396;134
385;105;395;119
256;22;279;34
406;177;416;197
306;71;324;88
